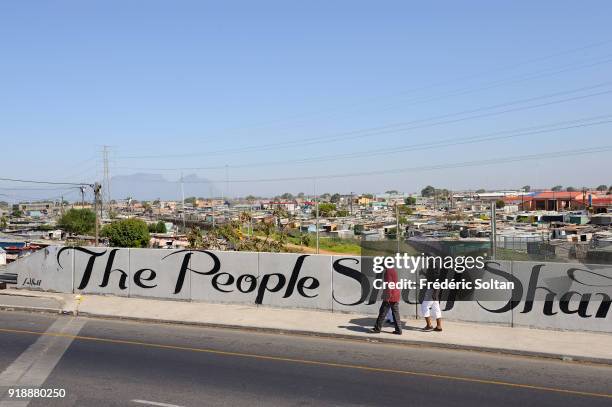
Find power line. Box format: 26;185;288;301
0;186;82;191
114;114;612;171
117;82;612;159
180;146;612;184
0;188;81;203
0;177;90;186
115;146;611;185
277;52;612;134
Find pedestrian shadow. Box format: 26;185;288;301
339;317;422;333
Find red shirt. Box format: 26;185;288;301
382;268;401;302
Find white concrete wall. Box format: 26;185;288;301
10;247;612;332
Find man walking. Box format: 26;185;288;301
421;266;443;332
370;267;402;335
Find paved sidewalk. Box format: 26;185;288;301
1;288;610;365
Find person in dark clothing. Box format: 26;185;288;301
370;267;402;335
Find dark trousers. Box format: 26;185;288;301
374;301;401;333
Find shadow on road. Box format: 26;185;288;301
340;317;422;333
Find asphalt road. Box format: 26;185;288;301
0;311;610;407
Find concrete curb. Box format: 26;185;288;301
1;305;608;366
0;304;64;314
0;290;67;305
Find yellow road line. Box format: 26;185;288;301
0;327;610;399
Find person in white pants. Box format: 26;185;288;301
421;289;443;332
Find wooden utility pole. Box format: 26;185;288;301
80;186;85;208
395;202;400;252
314;178;319;254
93;183;101;246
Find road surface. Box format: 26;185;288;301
0;311;610;406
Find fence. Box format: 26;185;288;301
8;246;612;333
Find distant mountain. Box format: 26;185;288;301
110;173;217;201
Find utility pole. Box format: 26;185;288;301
349;191;353;215
180;172;186;231
60;195;64;216
93;183;101;246
210;186;215;229
102;145;111;215
80;186;85;208
314;178;319;254
225;164;229;202
490;203;497;259
248;198;253;237
395;202;400;252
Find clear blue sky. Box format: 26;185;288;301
1;1;611;200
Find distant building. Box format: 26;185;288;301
503;191;611;212
263;201;297;213
14;201;62;217
357;196;373;206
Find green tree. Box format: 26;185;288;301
280;192;294;200
299;232;311;247
566;186;576;192
495;200;505;209
421;185;435;197
330;193;341;203
184;196;197;205
596;184;608;192
102;218;150;248
437;189;450;200
11;209;23;218
58;209;96;235
522;185;531;192
0;215;7;229
385;190;398;195
398;205;413;215
551;185;563;191
475;189;486;194
336;209;349;217
187;226;204;248
142;201;152;214
405;196;417;205
385;227;397;237
148;220;167;233
272;206;288;229
318;202;336;217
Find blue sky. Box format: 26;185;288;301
1;1;611;200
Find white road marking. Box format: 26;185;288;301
132;400;186;407
0;317;85;407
